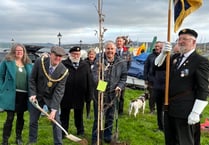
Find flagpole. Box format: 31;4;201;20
165;0;172;108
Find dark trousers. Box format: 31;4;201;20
92;96;115;143
164;115;198;145
2;111;24;143
118;89;125;114
28;101;62;145
153;89;164;130
86;100;91;118
147;84;155;113
60;108;84;135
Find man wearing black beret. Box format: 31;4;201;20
60;46;92;137
155;28;209;145
69;46;81;53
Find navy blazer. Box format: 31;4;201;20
168;51;209;119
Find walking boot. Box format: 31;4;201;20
2;122;12;145
16;119;24;145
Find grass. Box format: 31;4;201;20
0;87;209;145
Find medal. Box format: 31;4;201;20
18;67;23;72
47;81;53;87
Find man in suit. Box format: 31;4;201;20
115;36;131;115
155;28;209;145
27;46;69;145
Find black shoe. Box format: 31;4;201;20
104;139;111;143
16;139;23;145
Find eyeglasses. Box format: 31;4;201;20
16;50;23;52
177;37;195;42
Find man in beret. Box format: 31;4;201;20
60;46;92;137
155;28;209;145
28;46;69;145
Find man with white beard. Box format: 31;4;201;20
60;46;92;137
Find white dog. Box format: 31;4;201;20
128;94;147;117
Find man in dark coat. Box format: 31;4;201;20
155;28;209;145
60;46;92;137
91;41;127;145
28;46;69;145
144;41;162;114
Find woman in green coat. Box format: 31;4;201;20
0;43;32;145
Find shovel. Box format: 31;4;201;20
30;99;88;145
111;91;129;145
112;91;120;143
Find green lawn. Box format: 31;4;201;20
0;88;209;145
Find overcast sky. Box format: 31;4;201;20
0;0;208;44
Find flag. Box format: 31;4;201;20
147;36;157;53
174;0;203;32
136;43;146;56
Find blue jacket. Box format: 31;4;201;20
0;60;32;110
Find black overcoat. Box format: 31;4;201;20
61;58;92;109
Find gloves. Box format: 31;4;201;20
188;99;208;125
155;42;172;66
115;86;121;92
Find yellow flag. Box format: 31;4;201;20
136;43;146;56
174;0;203;32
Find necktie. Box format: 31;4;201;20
120;50;122;56
49;66;54;75
176;54;184;69
73;62;79;69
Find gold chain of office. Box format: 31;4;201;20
41;56;68;82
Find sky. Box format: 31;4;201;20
0;0;208;44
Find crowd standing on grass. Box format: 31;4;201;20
91;41;127;145
28;46;68;145
60;46;92;137
155;28;209;145
0;43;33;145
1;30;208;145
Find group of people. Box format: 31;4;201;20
0;28;208;145
0;36;130;145
144;28;209;145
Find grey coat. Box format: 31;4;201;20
103;55;127;102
